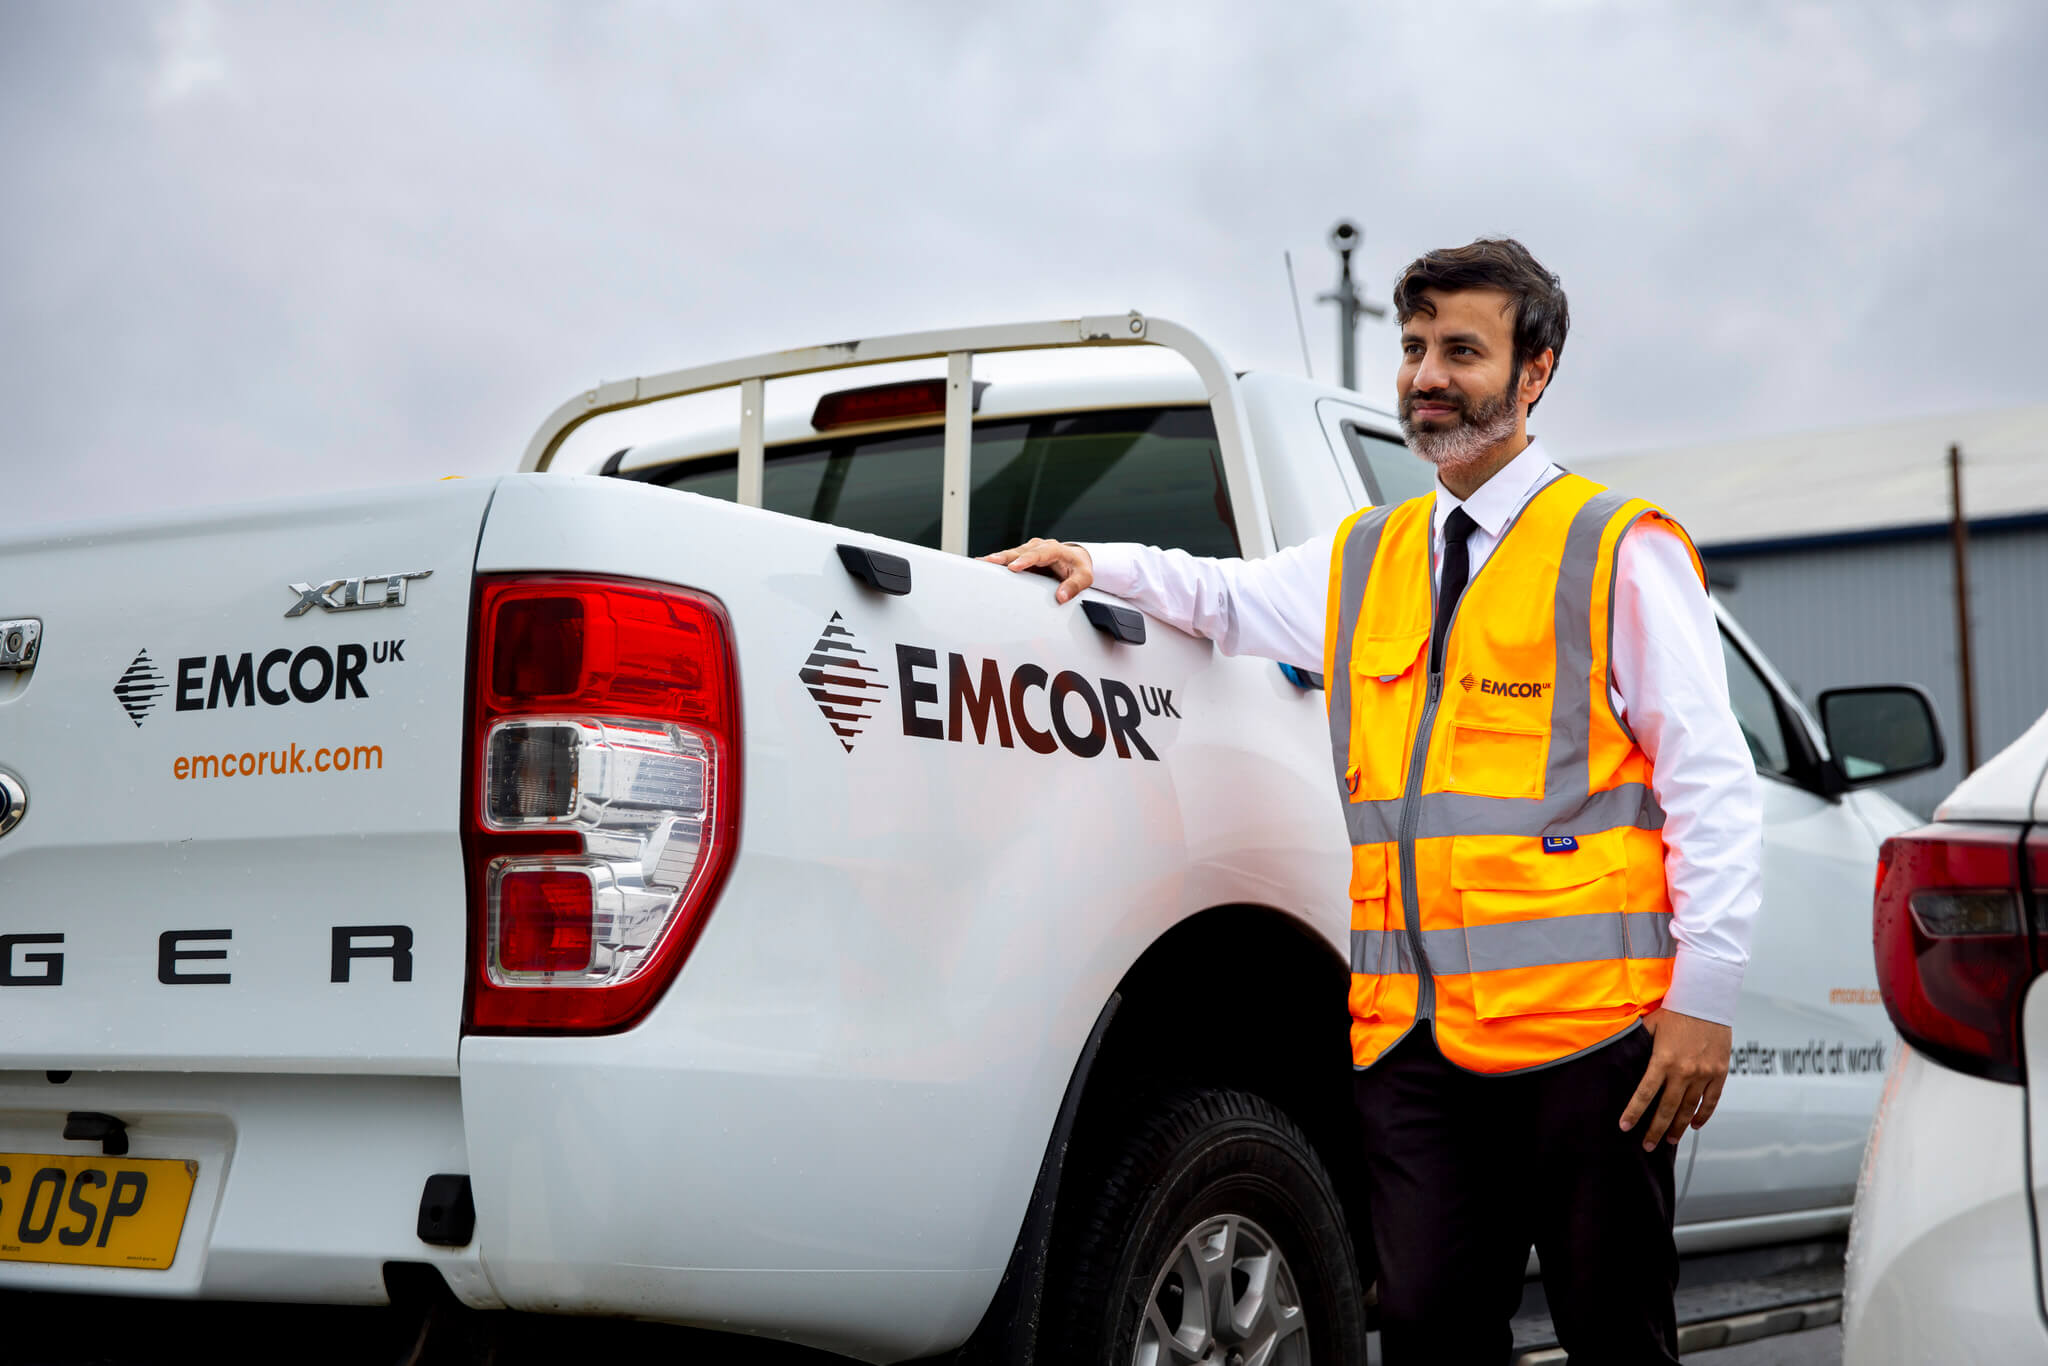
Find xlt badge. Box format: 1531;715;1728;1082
286;571;432;618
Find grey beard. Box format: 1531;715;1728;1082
1403;390;1519;471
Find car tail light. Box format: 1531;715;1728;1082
1873;822;2038;1083
463;576;740;1033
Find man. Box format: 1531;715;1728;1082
985;238;1761;1364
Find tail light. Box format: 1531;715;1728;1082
1873;823;2042;1083
463;576;740;1033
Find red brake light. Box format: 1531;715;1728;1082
497;869;596;973
490;597;584;698
810;378;946;429
464;576;741;1034
1873;823;2034;1083
810;377;987;431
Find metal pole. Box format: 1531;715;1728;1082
1318;220;1385;392
1948;442;1980;772
1338;248;1357;391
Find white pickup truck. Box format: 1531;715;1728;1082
0;315;1933;1362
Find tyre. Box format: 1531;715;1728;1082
1049;1087;1369;1365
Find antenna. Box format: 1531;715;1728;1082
1284;251;1314;380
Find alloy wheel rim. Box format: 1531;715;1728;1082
1134;1211;1310;1366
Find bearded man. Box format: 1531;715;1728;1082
986;238;1762;1365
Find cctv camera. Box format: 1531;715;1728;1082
1328;220;1361;252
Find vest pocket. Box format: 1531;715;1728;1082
1348;842;1393;1020
1450;830;1634;1020
1446;718;1548;800
1346;631;1430;803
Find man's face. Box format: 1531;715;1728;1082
1396;287;1525;470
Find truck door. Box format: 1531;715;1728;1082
1675;621;1894;1223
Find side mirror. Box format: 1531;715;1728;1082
1816;685;1945;787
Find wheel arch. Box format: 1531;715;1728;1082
936;903;1373;1364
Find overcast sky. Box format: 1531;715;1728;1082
5;0;2044;525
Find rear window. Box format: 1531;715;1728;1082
1341;421;1435;506
623;405;1239;559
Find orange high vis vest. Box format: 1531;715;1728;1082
1323;473;1706;1075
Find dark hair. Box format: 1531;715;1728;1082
1392;238;1569;411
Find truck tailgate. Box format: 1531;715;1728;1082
0;479;498;1073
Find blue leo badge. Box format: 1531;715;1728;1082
1542;836;1579;854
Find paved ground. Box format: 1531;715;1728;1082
5;1299;1848;1365
1690;1323;1842;1364
1361;1322;1844;1363
5;1239;1850;1364
1505;1237;1845;1365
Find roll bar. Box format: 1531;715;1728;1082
519;312;1275;559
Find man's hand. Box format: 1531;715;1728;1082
982;538;1094;604
1619;1008;1731;1151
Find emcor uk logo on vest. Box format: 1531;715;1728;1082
1459;672;1550;699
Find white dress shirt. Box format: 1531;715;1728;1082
1083;438;1763;1026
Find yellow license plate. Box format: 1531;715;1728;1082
0;1153;197;1270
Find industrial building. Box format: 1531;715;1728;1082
1581;403;2048;816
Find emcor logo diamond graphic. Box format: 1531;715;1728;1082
114;650;168;726
1459;672;1476;693
799;613;889;753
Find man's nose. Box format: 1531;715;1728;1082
1411;346;1453;394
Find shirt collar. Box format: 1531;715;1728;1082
1433;437;1558;542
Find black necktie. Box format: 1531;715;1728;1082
1430;507;1478;675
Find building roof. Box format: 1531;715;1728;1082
1574;402;2048;552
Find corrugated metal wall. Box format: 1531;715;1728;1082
1710;525;2048;816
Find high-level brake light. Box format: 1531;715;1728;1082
809;377;986;431
1873;823;2041;1084
464;576;740;1033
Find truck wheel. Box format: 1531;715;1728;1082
1050;1087;1368;1365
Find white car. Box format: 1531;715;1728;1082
0;314;1933;1361
1844;708;2048;1364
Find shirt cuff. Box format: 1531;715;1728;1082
1662;948;1745;1027
1077;543;1138;598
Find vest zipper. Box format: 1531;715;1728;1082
1398;668;1443;1019
1386;474;1561;1030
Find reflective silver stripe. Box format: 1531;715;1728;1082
1602;506;1670;748
1350;928;1417;976
1544;488;1635;815
1325;504;1400;808
1350;911;1676;980
1466;911;1629;973
1343;780;1664;846
1622;910;1677;961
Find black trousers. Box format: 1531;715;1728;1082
1353;1024;1678;1366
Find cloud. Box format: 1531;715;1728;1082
150;0;228;105
2;0;2043;525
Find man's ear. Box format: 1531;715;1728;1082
1519;348;1555;408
